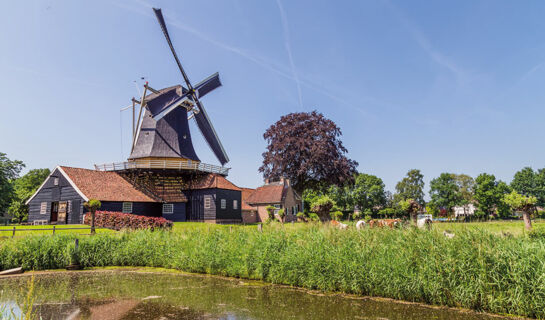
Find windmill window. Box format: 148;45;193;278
204;197;211;209
221;199;226;209
122;202;133;213
163;203;174;214
53;177;59;186
67;201;72;213
233;200;238;210
40;202;47;215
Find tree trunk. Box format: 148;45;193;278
91;210;96;235
522;211;532;231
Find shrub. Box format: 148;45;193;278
311;195;335;221
296;212;306;222
265;206;276;222
308;213;320;222
83;211;172;231
352;210;362;220
277;209;286;223
330;210;343;221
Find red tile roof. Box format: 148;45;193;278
241;188;256;211
60;166;157;202
191;173;242;191
245;184;286;205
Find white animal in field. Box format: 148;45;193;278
330;220;348;229
443;231;455;238
356;220;366;230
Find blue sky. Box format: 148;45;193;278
1;0;544;194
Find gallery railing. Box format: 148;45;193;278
94;159;230;175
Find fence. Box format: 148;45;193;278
0;226;96;238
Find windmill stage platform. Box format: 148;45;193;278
94;158;230;176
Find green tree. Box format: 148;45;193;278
474;173;511;218
8;168;50;222
429;173;461;215
0;153;25;214
511;167;545;207
511;167;536;196
535;168;545;207
351;173;386;214
395;169;425;205
454;174;475;203
84;199;101;235
503;191;537;230
328;184;352;211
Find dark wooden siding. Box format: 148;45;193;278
215;189;242;221
184;189;216;221
28;168;85;224
99;201;162;217
162;202;186;222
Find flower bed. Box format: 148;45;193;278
84;211;172;231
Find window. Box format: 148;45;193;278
162;203;174;214
67;200;72;213
221;199;226;209
122;202;133;213
233;200;238;210
204;197;211;209
53;177;59;186
40;202;47;214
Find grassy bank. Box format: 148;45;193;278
1;225;544;318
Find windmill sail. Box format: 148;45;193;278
152;7;229;166
194;101;229;166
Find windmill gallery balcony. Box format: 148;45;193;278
94;158;230;176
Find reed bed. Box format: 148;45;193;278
1;224;544;318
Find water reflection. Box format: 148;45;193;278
0;271;511;320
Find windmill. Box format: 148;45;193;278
111;8;229;176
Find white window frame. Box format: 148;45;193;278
40;202;47;215
220;199;226;209
204;197;211;209
162;203;174;214
53;177;59;186
122;202;133;213
233;200;238;210
67;200;72;213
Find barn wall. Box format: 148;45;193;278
28;168;85;224
215;189;242;222
184;189;216;221
99;201;162;217
162;202;186;222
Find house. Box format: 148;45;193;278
26;166;243;224
241;187;257;223
453;203;476;218
244;178;302;223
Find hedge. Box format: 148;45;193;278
83;211;172;230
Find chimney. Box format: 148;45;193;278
280;177;284;184
265;178;270;185
285;178;290;186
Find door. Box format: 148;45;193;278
50;202;59;223
58;201;67;224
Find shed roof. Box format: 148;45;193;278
191;173;241;191
60;166;157;202
245;184;286;205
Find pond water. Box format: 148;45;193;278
0;271;512;320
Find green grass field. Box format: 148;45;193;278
432;219;545;236
2;219;544;238
0;224;114;237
